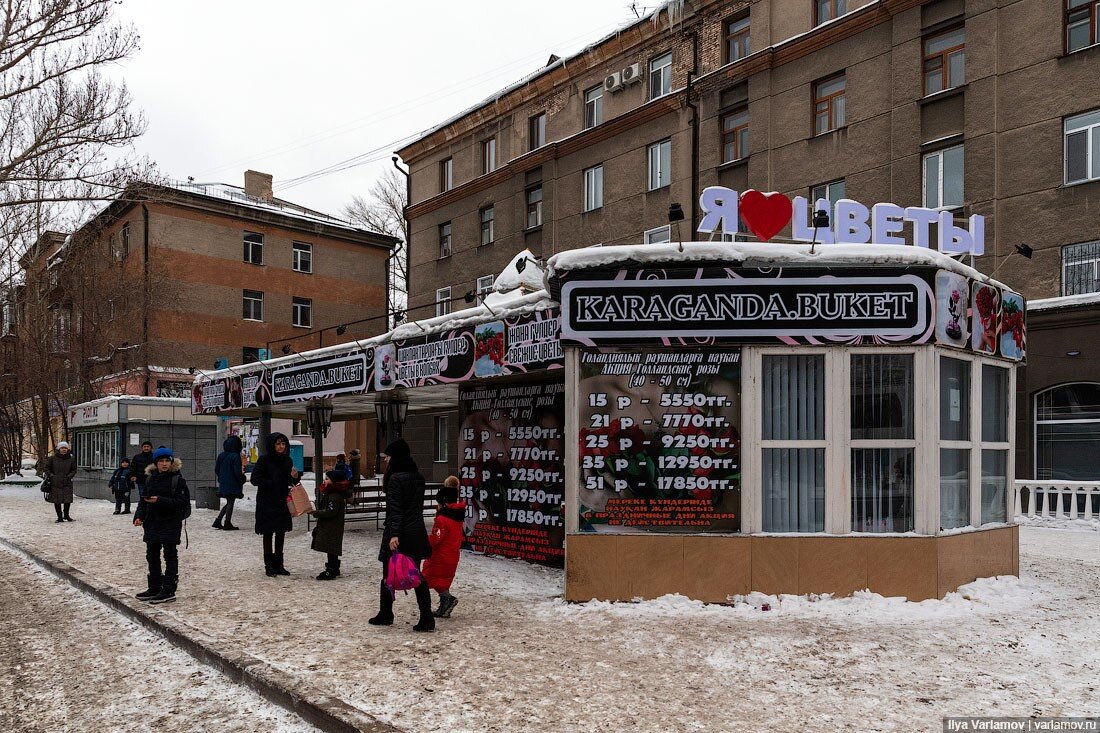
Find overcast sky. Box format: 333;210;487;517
114;1;643;216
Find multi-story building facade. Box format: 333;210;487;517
396;0;1100;482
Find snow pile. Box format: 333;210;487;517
491;248;547;296
1016;514;1100;532
1028;292;1100;312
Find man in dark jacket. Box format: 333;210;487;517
129;440;155;497
213;435;245;530
134;446;190;605
109;458;132;515
349;449;362;488
370;438;434;632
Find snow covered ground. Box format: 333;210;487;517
0;486;1096;733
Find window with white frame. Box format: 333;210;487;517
980;364;1010;524
1062;241;1100;295
1035;383;1100;481
649;52;672;99
292;241;312;273
583;164;603;212
482;138;497;174
435;287;451;317
292;297;312;328
1065;109;1100;185
923;145;964;209
1066;0;1100;54
647;139;671;190
476;275;494;303
243;289;264;321
643;225;670;244
584;85;603;129
526;186;543;229
439;157;453;192
74;427;120;469
435;415;449;462
939;356;971;529
2;301;16;337
243;232;263;265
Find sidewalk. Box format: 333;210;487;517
1;487;1097;733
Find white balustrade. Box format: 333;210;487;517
1012;480;1100;521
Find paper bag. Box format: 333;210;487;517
286;483;314;517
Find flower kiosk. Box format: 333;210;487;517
553;240;1023;603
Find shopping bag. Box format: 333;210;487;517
286;483;314;517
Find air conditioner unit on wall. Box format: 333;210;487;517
604;71;623;92
622;62;642;84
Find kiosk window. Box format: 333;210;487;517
940;356;972;529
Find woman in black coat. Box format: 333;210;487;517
369;438;434;632
250;432;298;577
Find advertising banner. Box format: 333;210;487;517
458;379;565;566
577;348;741;533
270;353;370;402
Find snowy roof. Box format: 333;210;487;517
68;395;192;411
1027;292;1100;312
165;181;372;233
547;241;1010;288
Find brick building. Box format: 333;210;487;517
395;0;1100;482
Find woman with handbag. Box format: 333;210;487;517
250;432;298;577
43;441;78;523
369;438;434;632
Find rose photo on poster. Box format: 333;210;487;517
934;270;969;348
971;282;1000;355
999;292;1026;361
473;321;506;377
373;343;396;391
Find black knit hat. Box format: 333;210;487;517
383;438;411;459
325;469;346;483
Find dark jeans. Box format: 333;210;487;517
146;542;178;578
215;496;236;524
262;531;285;556
114;491;131;512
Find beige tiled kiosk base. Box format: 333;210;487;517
565;526;1019;603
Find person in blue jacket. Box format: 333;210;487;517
134;446;190;604
334;453;353;482
213;435;246;530
109;458;132;515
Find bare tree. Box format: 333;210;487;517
343;167;408;324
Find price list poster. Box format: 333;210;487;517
458;379;566;566
578;349;741;533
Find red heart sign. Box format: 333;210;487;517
739;189;793;242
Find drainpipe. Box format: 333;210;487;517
685;31;700;232
141;204;150;395
392;156;410;323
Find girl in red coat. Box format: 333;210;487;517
422;476;466;618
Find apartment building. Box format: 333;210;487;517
396;0;1100;481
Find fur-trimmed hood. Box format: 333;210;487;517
145;457;184;476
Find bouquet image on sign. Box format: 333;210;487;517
934;270;969;348
473;321;506;377
971;282;1000;354
999;292;1026;360
286;483;314;517
374;343;396;390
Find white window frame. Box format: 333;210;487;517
643;225;670;244
649;52;672;99
435;415;449;463
584;85;603;129
292;241;312;273
1064;109;1100;185
922;144;964;209
243;289;264;322
476;275;494;303
435;287;451;317
1034;382;1100;481
440;157;453;192
1061;240;1100;295
243;232;264;265
292;297;312;328
482;138;497;174
583;164;604;212
647;139;671;191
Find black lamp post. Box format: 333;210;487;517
374;395;409;443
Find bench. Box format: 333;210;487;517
306;482;441;531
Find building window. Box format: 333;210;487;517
721;108;749;163
939;356;970;529
438;222;452;258
291;419;308;436
479;206;495;246
526;185;543;229
815;0;846;26
1065;108;1100;185
1;302;16;337
923;145;964;209
243;346;264;363
1066;0;1100;53
243;289;264;321
643;225;670;244
435;415;449;463
923;27;965;96
476;275;494;303
813;74;846;134
529;113;546;151
647;138;671;190
292;241;312;273
649;52;672;99
435;287;451;317
583;164;604;212
810;179;846;208
51;307;70;352
1063;241;1100;295
292;297;312;328
584;85;603;129
725;15;750;63
1035;383;1100;480
482;138;497;174
120;223;130;254
980;365;1010;524
439;157;453;192
243;232;263;265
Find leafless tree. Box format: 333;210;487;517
343;167;408;324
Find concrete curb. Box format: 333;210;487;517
0;534;400;733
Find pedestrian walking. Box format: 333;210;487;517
311;470;350;580
212;435;245;530
109;458;132;515
43;442;78;523
133;447;191;604
129;440;155;497
369;438;434;632
349;448;362;487
250;432;298;577
422;476;466;619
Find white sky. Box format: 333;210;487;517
114;0;643;217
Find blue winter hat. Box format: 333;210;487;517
152;446;174;461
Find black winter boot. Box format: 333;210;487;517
149;575;177;604
274;552;290;576
413;581;435;632
136;574;161;600
368;580;394;626
264;552;278;577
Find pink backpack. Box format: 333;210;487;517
385;552;422;598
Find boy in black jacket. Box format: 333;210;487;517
109;458;132;515
134;446;190;604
